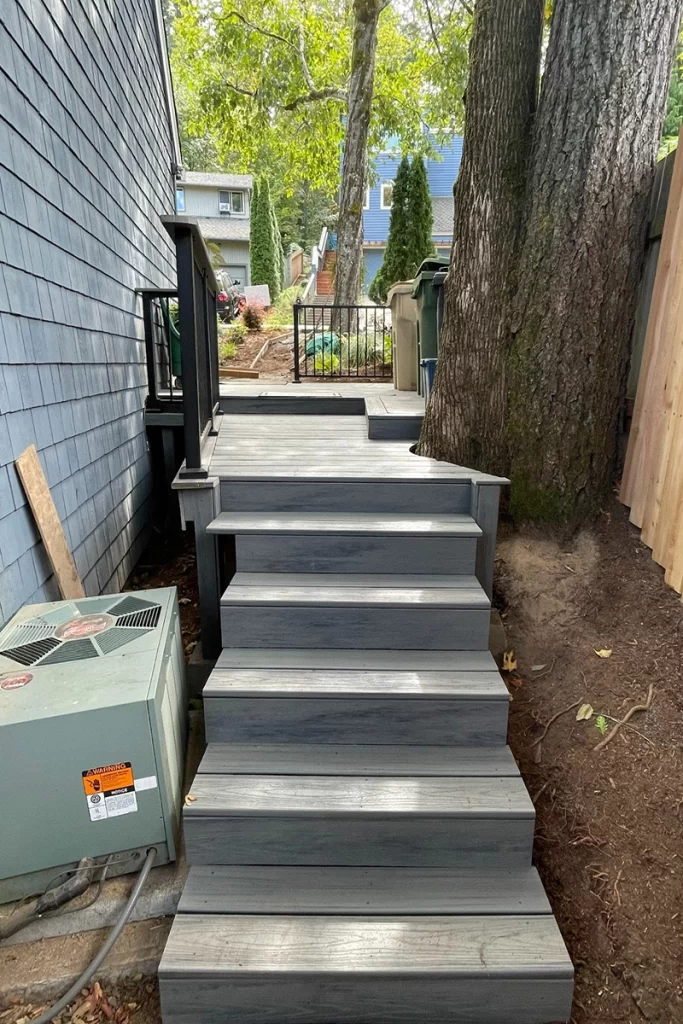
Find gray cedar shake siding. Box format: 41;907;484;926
0;0;178;627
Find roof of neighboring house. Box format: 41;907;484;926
179;171;253;189
196;217;251;242
432;196;454;238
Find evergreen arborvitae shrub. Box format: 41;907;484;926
250;176;279;301
406;155;435;276
369;156;412;304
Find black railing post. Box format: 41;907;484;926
141;293;160;410
293;300;301;383
176;226;206;478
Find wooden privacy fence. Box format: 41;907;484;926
621;124;683;594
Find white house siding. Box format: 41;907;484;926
182;187;250;220
0;0;177;627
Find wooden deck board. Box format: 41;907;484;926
177;865;551;916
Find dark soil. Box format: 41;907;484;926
125;530;200;660
221;329;294;380
499;497;683;1024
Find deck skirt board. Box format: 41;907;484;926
177;865;552;915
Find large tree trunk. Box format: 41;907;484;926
507;0;683;519
334;0;382;306
418;0;545;474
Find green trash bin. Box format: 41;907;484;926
411;257;449;394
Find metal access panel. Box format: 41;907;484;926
0;589;187;903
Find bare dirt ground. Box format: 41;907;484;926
499;497;683;1024
221;328;294;380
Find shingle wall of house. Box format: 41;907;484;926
0;0;176;628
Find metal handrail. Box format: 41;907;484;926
302;225;329;301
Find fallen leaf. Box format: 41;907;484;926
178;597;191;606
531;663;547;672
507;672;524;689
184;794;197;805
595;648;613;658
576;703;594;721
502;650;517;672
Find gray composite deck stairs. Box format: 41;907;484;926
161;397;573;1023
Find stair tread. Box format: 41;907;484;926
198;743;518;776
208;512;481;536
222;573;490;608
365;396;423;419
205;666;508;699
184;775;534;818
160;913;573;977
178;865;551;916
215;648;499;671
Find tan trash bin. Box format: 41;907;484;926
387;281;418;391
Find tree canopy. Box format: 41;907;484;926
168;0;472;198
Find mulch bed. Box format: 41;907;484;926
499;497;683;1024
221;329;294;380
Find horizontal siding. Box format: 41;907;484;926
0;0;176;627
362;247;385;293
364;137;463;244
182;186;250;219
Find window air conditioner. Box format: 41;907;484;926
219;203;230;213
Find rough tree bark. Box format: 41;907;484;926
507;0;683;519
418;0;545;474
334;0;383;306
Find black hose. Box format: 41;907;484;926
29;848;156;1024
0;858;97;943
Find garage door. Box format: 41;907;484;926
226;266;248;292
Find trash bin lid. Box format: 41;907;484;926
432;270;448;289
417;256;450;274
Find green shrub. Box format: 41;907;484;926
220;340;237;360
311;352;339;375
221;322;247;346
242;302;265;330
265;284;303;326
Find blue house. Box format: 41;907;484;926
362;137;463;292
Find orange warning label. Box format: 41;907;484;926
82;762;134;796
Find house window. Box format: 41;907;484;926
218;190;246;214
380;182;393;209
176;187;185;212
364;186;370;210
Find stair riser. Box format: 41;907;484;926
161;976;573;1024
367;417;423;441
220;480;471;513
219;397;366;416
221;607;490;650
204;698;508;746
235;535;477;574
184;816;534;868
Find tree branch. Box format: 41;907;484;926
297;22;317;94
283;85;348;110
221;10;297;50
423;0;445;61
221;76;258;98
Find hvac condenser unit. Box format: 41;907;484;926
0;588;187;903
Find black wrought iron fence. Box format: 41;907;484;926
293;302;392;380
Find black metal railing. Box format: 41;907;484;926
140;218;220;478
139;288;180;405
293;302;392;381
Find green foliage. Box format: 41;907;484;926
168;0;471;198
222;321;248;345
265;284;303;326
242;302;266;330
406;155;435;275
660;27;683;157
311;352;340;374
595;715;609;737
250;177;281;300
339;332;392;369
220;340;237;359
369;155;435;301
